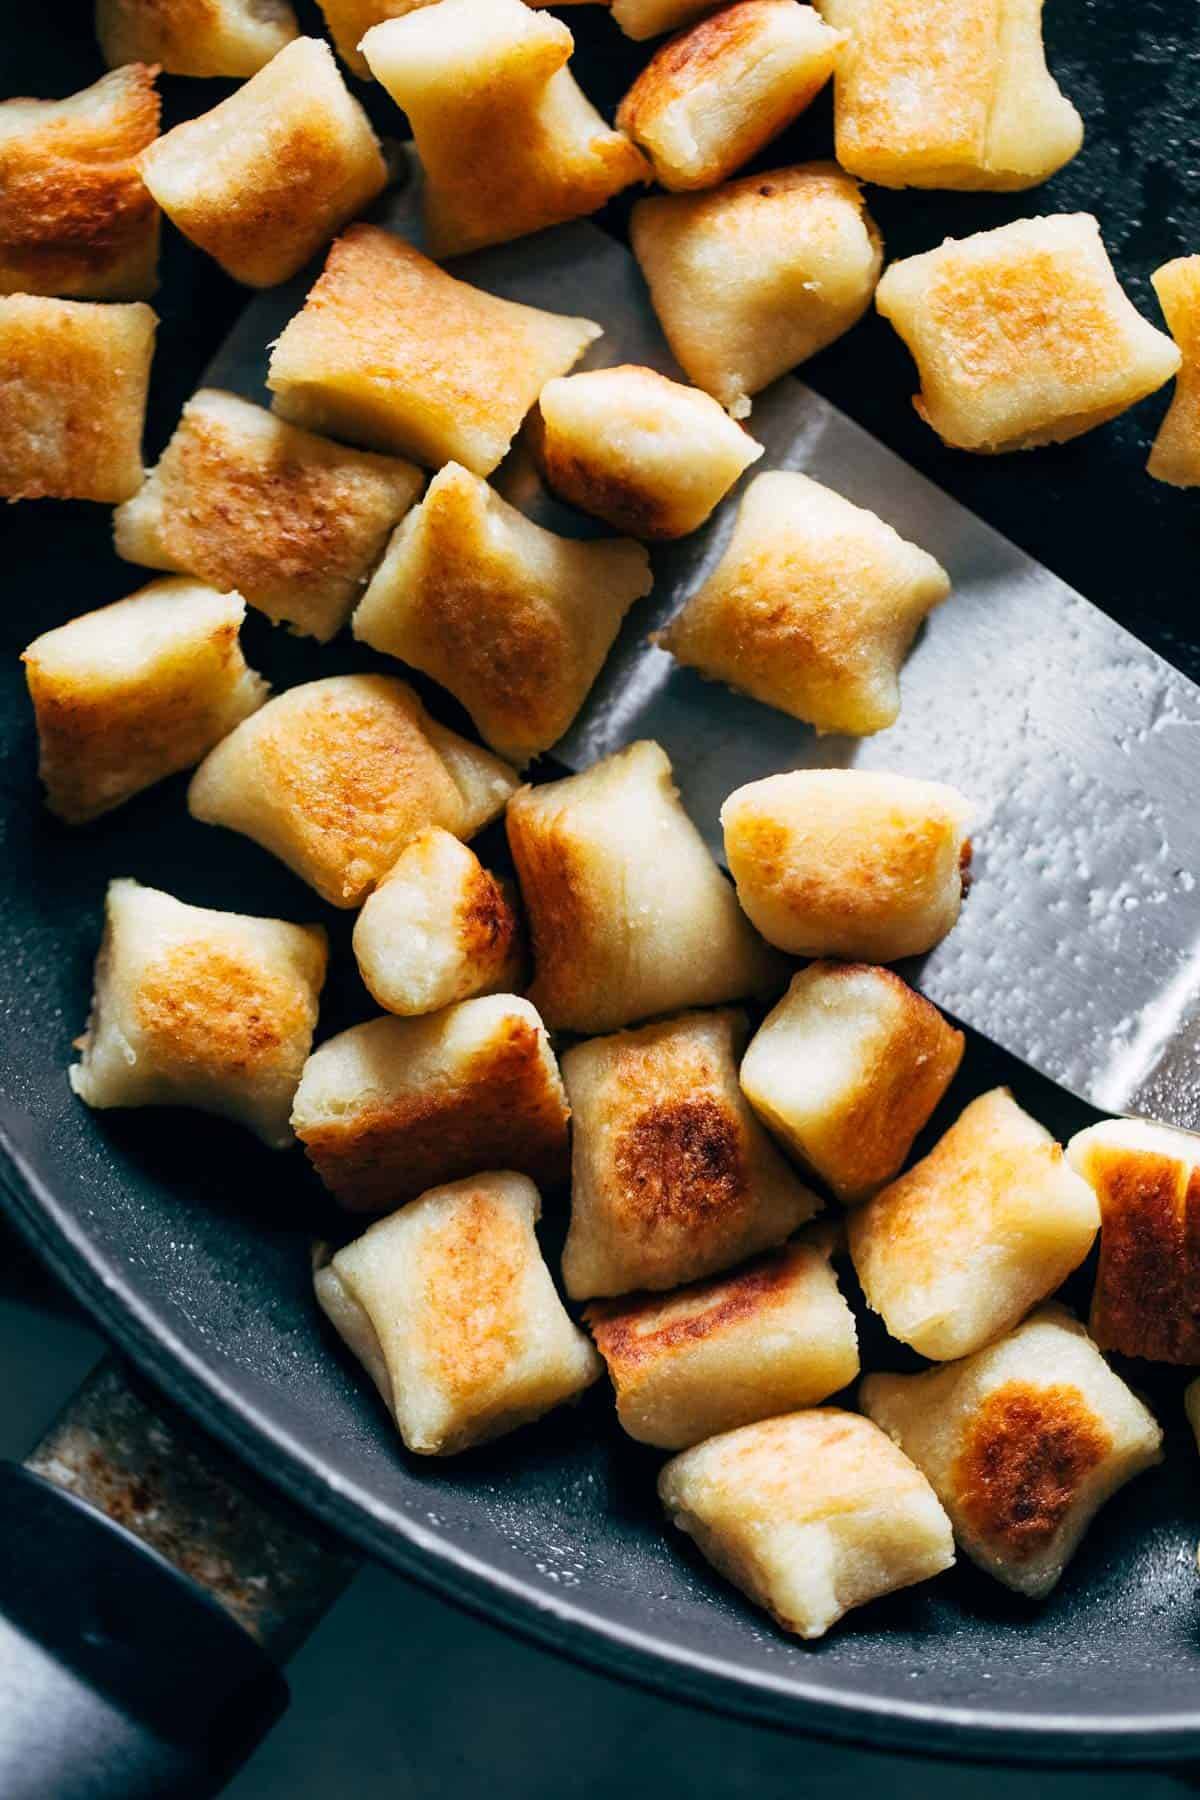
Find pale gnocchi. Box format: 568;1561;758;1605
187;674;517;909
507;740;784;1034
848;1087;1100;1360
315;1173;601;1454
23;578;266;825
721;768;973;961
96;0;299;77
659;470;950;734
875;214;1181;453
352;462;650;767
71;878;326;1149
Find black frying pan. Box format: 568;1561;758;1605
3;0;1200;1777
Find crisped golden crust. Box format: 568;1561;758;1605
417;1190;528;1402
136;939;316;1091
137;38;386;289
23;581;265;823
660;469;949;734
96;0;300;78
115;390;422;641
876;215;1181;452
953;1381;1110;1562
562;1009;820;1296
352;461;649;765
0;294;155;503
296;1012;570;1210
1148;257;1200;487
268;224;600;473
362;0;646;257
1075;1132;1200;1362
617;0;840;191
588;1246;798;1366
456;862;523;980
0;65;160;299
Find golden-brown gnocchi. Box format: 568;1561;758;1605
507;740;783;1034
318;0;603;75
292;996;570;1211
530;364;762;539
875;214;1181;453
740;962;964;1203
96;0;299;77
23;578;267;825
561;1008;821;1298
659;470;950;734
721;768;972;961
187;674;517;909
586;1231;857;1448
138;39;387;289
0;64;160;300
612;0;720;41
659;1409;955;1638
617;1;842;192
70;878;326;1149
0;294;155;503
1067;1117;1200;1364
817;0;1082;191
352;828;524;1017
315;1173;601;1454
862;1307;1163;1597
352;462;651;767
848;1088;1100;1360
268;224;601;474
631;164;882;418
361;0;647;258
1147;256;1200;488
114;390;423;643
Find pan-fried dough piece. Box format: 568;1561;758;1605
188;674;517;908
361;0;647;259
586;1232;857;1447
617;1;842;191
352;829;523;1017
114;390;423;642
352;463;650;767
612;0;718;40
96;0;299;76
721;768;972;961
292;997;569;1210
848;1088;1099;1360
138;39;386;289
561;1009;821;1298
817;0;1081;191
314;1173;600;1453
507;741;783;1034
876;215;1181;453
1148;257;1200;488
268;225;600;474
631;165;881;418
659;470;950;734
0;295;155;503
23;578;266;825
70;878;326;1149
0;65;160;300
659;1410;954;1638
1067;1117;1200;1363
531;365;762;539
740;963;964;1203
862;1307;1163;1597
319;0;604;78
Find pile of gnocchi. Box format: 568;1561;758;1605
5;0;1200;1642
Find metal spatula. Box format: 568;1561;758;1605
207;169;1200;1132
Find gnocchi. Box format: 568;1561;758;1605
1147;257;1200;488
95;0;299;77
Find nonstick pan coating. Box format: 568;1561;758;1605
3;0;1200;1767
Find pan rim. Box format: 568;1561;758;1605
3;1127;1200;1769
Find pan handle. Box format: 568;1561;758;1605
0;1361;354;1799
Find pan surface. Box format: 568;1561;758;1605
3;0;1200;1766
